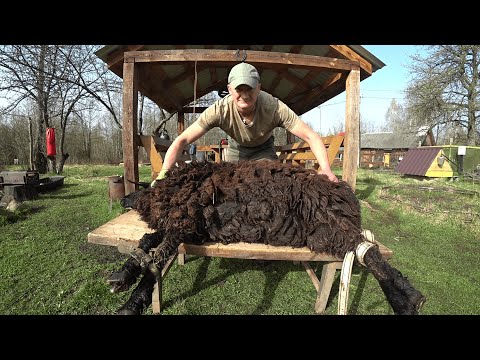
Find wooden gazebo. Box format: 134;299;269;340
95;45;385;194
90;46;390;314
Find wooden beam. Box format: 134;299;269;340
283;69;322;103
326;135;344;167
105;45;145;74
182;77;228;108
177;112;185;135
122;62;139;195
107;45;144;67
276;136;339;152
182;106;208;113
140;63;185;110
278;152;318;161
178;242;341;262
286;130;294;144
342;69;360;191
289;72;345;113
330;45;373;75
139;135;164;180
163;63;214;88
267;71;284;96
124;49;360;72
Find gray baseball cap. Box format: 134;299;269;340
228;63;260;89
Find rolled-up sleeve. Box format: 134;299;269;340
275;99;300;131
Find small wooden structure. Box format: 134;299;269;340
90;46;389;314
395;147;454;178
359;127;436;168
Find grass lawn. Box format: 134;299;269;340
0;164;479;315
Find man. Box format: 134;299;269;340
152;62;338;185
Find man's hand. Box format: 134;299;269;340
150;169;168;187
318;169;339;183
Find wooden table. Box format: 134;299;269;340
88;210;393;314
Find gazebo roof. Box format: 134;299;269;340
95;45;385;115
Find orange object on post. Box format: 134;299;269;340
46;127;56;158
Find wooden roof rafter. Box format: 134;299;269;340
282;68;326;104
289;72;348;114
183;77;229;108
106;45;145;69
329;45;373;75
137;64;184;110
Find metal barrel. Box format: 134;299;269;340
108;175;125;200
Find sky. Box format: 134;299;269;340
301;45;425;134
1;45;425;133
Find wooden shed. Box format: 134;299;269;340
395;147;453;178
359;127;436;168
95;45;385;193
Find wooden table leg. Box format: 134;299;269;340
152;276;162;314
178;253;185;265
151;253;178;314
314;262;341;314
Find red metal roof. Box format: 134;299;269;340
395;147;441;176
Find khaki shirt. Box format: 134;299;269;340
195;91;299;147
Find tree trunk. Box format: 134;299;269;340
34;45;48;174
28;117;34;170
57;153;69;174
466;94;477;146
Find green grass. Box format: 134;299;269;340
0;165;479;315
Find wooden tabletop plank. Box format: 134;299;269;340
88;210;392;260
87;210;154;250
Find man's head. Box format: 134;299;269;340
227;63;261;110
228;63;260;89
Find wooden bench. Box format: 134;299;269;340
138;134;345;180
88;210;393;315
276;134;344;169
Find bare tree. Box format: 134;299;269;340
0;45;126;170
360;113;378;134
405;45;480;145
0;45;63;172
383;99;407;132
53;45;123;129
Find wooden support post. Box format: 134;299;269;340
122;62;139;195
342;67;360;191
302;261;321;292
177;112;185;135
314;262;342;314
151;274;162;314
151;253;178;314
286;130;294;144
